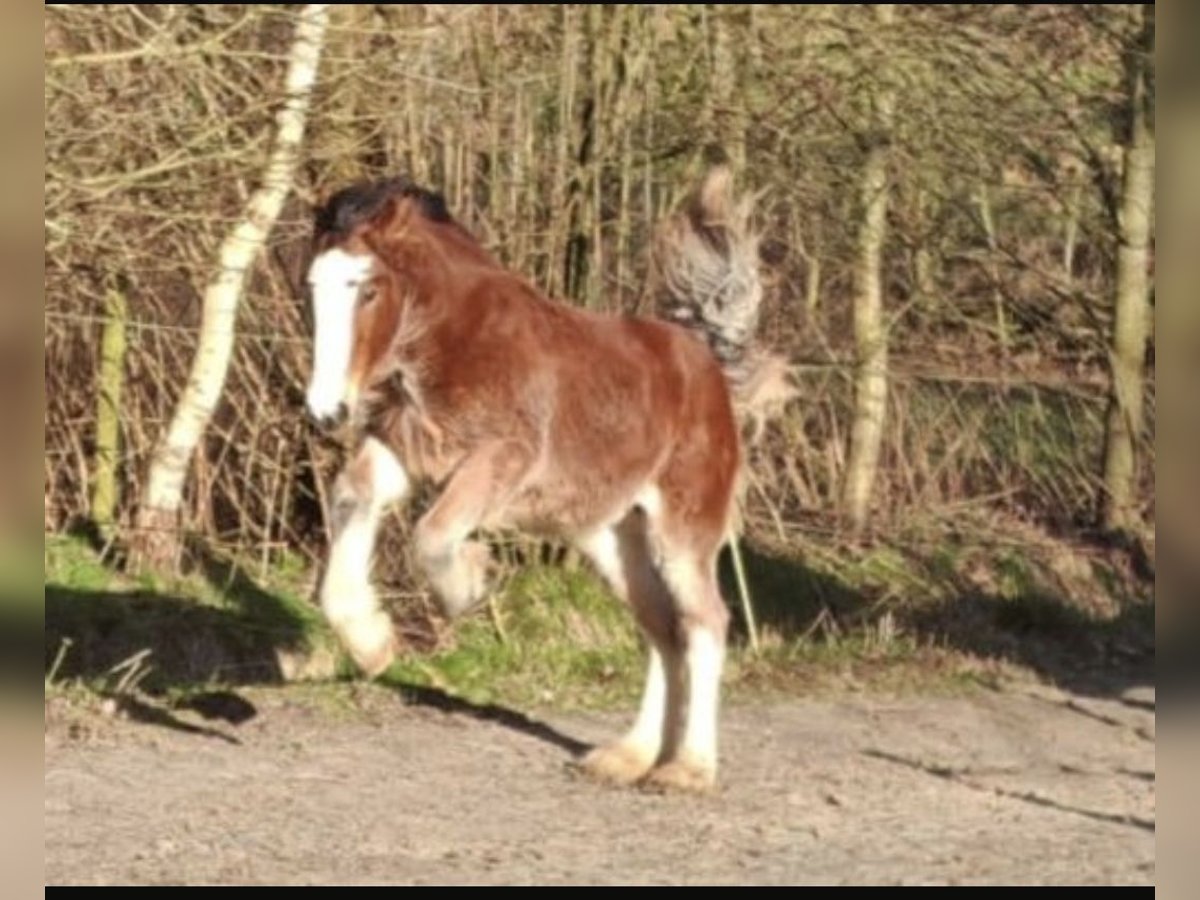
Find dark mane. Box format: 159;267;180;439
313;176;454;240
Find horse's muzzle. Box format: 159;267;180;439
309;401;349;431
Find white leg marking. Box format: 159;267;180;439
415;511;490;619
423;541;490;619
626;647;669;756
363;436;410;505
577;525;627;595
306;248;374;420
679;624;724;769
579;526;663;757
576;522;679;777
321;438;409;676
660;555;726;774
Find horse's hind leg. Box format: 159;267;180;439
575;511;685;785
321;437;409;677
415;440;534;618
645;543;730;793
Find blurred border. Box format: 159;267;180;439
4;3;50;895
1155;0;1193;895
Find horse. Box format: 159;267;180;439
303;166;786;792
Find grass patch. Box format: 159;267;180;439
43;515;1153;717
1;536;45;689
44;533;338;693
722;519;1152;697
384;563;643;710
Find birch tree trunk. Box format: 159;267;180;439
1102;5;1154;534
130;4;330;572
842;4;896;536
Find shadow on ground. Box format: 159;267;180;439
45;526;320;692
386;682;590;756
45;583;291;684
44;525;589;753
45;519;1153;747
719;540;1154;701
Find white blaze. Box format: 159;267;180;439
306;248;374;420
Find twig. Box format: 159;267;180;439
46;638;74;687
728;535;760;654
487;591;509;646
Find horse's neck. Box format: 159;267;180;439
384;252;479;359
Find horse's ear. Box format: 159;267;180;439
309;182;337;217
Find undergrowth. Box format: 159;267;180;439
42;516;1153;715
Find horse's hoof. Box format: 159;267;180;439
338;612;397;679
575;742;656;786
354;641;396;680
433;541;492;619
641;758;717;795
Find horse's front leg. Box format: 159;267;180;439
415;440;534;618
320;436;410;677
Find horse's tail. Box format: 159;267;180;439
653;165;796;442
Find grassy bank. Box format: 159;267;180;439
43;519;1153;714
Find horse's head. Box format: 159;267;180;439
304;178;450;427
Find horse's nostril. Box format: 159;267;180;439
308;407;338;430
310;402;349;431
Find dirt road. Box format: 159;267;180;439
44;681;1154;885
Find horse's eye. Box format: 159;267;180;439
360;284;379;306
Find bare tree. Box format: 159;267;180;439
130;4;330;571
89;281;127;532
42;5;1154;590
842;4;896;536
1101;4;1154;535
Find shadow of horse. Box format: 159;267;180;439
44;529;594;755
387;682;590;756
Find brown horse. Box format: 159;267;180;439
304;166;783;792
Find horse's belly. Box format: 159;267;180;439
494;468;646;538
